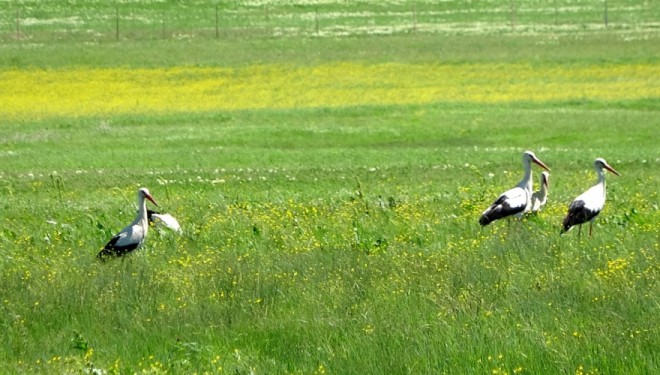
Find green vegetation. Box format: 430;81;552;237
2;0;659;43
1;1;659;374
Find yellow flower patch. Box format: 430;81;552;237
1;62;658;119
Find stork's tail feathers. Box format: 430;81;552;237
561;216;574;235
479;204;508;226
479;214;493;227
97;249;113;262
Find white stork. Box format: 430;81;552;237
561;158;620;236
97;187;158;261
148;209;182;233
479;151;551;226
530;171;550;213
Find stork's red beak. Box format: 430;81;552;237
145;193;159;207
604;163;621;177
532;157;551;172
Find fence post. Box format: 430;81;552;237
412;0;417;31
16;8;20;41
603;0;608;28
509;0;516;30
215;4;219;39
315;8;319;35
116;7;119;40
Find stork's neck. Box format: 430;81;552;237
596;167;606;184
517;160;534;192
133;195;149;227
595;167;607;195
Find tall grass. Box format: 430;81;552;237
1;1;659;374
1;102;659;373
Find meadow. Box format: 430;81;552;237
1;1;660;374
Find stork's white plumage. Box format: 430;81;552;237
530;171;550;212
479;151;551;226
97;187;158;261
561;158;620;236
148;209;182;233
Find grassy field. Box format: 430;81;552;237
1;1;660;374
2;0;659;42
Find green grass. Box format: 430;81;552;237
2;0;659;43
1;2;660;374
2;31;660;69
2;103;659;374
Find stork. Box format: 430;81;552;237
561;158;620;236
148;209;182;233
97;187;158;261
530;171;550;213
479;151;551;226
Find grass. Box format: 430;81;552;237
1;1;660;374
2;62;658;119
2;104;659;374
2;0;659;42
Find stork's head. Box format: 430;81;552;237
138;187;159;207
595;158;620;177
147;209;160;221
523;151;551;172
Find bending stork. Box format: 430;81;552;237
530;171;550;213
479;151;551;226
561;158;620;236
148;209;182;233
97;187;158;261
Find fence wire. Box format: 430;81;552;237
1;0;658;43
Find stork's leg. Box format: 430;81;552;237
578;224;582;237
589;221;593;237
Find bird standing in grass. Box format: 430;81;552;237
148;209;181;233
97;187;158;261
480;151;551;226
530;171;550;213
561;158;620;236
